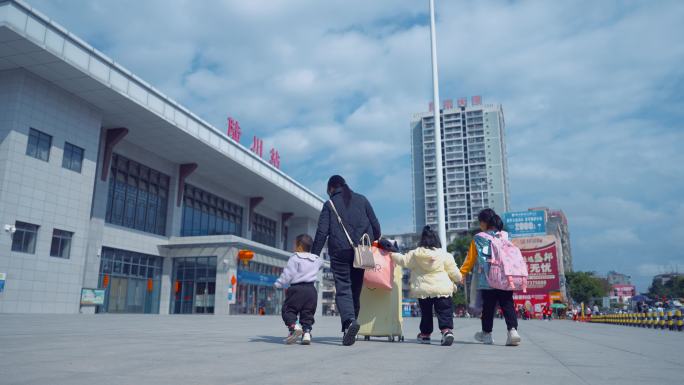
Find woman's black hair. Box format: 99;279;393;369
418;225;441;249
327;175;352;207
478;208;504;231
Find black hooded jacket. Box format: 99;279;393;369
311;188;381;257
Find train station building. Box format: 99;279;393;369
0;0;326;315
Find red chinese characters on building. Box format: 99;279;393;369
457;97;467;107
471;95;482;106
226;117;241;142
428;102;434;112
443;99;453;109
269;148;280;169
250;136;263;158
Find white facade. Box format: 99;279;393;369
411;101;510;238
0;0;325;315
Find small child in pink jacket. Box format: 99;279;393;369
274;234;323;345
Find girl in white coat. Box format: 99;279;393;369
392;226;462;346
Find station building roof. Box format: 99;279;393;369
0;0;324;219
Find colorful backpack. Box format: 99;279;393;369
477;231;528;292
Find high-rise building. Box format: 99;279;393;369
411;98;510;240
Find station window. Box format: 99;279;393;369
105;154;170;235
181;184;243;237
26;128;52;162
11;221;39;254
252;214;277;247
50;229;73;259
62;142;84;173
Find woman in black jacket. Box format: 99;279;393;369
311;175;381;346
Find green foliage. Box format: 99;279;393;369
565;271;609;305
447;232;474;309
447;232;474;267
452;288;467;307
648;275;684;299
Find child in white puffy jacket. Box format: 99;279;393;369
392;226;462;346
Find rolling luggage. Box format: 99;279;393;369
357;264;404;342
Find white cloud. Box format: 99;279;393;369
24;0;684;291
637;262;684;278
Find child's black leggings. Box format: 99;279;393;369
481;289;518;333
418;296;454;334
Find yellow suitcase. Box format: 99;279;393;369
357;264;404;342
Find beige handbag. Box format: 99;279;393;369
328;200;376;269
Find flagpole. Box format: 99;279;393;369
429;0;447;251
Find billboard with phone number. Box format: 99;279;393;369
504;210;546;237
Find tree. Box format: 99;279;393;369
565;271;609;305
448;231;477;307
648;275;684;299
452;287;467;308
447;232;473;267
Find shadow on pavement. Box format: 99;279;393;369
250;335;343;346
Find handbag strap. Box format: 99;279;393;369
328;200;355;248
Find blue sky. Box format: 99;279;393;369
27;0;684;291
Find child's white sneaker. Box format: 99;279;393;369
474;331;493;345
284;324;303;345
506;328;521;346
301;332;311;345
440;330;454;346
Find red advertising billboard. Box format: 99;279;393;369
513;293;549;316
512;235;562;316
512;235;560;293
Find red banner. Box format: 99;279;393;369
512;235;560;294
514;293;549;316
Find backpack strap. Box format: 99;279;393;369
476;232;500;264
476;232;495;241
328;200;355;249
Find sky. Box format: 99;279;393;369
26;0;684;291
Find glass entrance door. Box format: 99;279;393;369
172;257;217;314
194;281;216;313
98;247;162;314
108;277;127;313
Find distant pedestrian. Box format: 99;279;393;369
391;225;463;346
460;208;521;346
311;175;381;346
275;234;324;345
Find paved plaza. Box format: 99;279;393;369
0;314;681;385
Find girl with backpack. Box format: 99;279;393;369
460;208;522;346
391;226;463;346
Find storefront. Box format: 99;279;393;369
171;257;217;314
159;236;312;316
97;247;162;314
235;261;284;315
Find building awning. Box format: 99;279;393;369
159;235;292;268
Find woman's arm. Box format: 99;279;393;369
311;203;330;256
459;240;478;275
